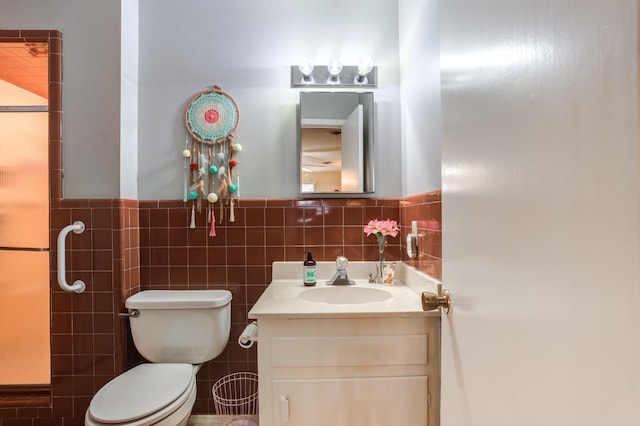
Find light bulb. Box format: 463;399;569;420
298;58;315;84
327;58;343;76
298;58;314;76
327;58;342;84
355;57;374;84
358;57;374;76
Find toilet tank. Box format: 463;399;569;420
125;290;232;364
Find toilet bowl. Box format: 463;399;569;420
86;364;196;426
85;290;232;426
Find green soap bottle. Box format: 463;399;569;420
303;251;317;286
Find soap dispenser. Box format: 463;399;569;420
303;251;317;286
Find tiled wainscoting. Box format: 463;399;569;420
400;191;442;281
0;192;440;425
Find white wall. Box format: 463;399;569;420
0;0;123;199
398;0;441;196
120;0;139;199
137;0;402;199
0;0;403;200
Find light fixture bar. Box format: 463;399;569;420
290;65;377;88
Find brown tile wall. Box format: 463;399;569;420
119;199;141;302
134;194;442;414
137;197;403;413
46;199;132;426
400;190;443;280
3;191;441;425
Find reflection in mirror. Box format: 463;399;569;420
299;92;374;195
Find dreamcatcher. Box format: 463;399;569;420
183;85;243;237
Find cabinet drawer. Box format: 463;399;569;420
272;376;428;426
271;334;428;367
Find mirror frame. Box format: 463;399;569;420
297;91;375;197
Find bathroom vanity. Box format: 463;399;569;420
248;262;441;426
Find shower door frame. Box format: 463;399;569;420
0;29;62;406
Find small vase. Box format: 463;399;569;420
377;235;386;283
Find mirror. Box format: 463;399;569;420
298;92;374;195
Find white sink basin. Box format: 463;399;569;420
299;286;393;305
248;261;442;317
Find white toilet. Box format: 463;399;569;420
85;290;232;426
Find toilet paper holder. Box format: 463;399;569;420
239;321;258;348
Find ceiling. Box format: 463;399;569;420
0;42;48;99
301;127;342;172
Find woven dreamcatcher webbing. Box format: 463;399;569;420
184;86;239;145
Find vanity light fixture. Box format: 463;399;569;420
290;57;377;88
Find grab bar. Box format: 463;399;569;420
57;221;86;293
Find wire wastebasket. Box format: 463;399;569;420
212;372;259;424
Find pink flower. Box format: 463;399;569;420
364;219;399;238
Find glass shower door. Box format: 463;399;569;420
0;251;50;385
0;109;50;386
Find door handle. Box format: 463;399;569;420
422;290;451;314
280;394;290;422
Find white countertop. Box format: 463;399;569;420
248;261;441;319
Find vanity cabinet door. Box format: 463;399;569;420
272;376;428;426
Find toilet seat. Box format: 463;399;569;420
86;363;195;426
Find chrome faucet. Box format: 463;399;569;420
326;256;355;285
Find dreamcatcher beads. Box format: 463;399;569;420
182;142;191;202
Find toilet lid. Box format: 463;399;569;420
88;363;194;423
